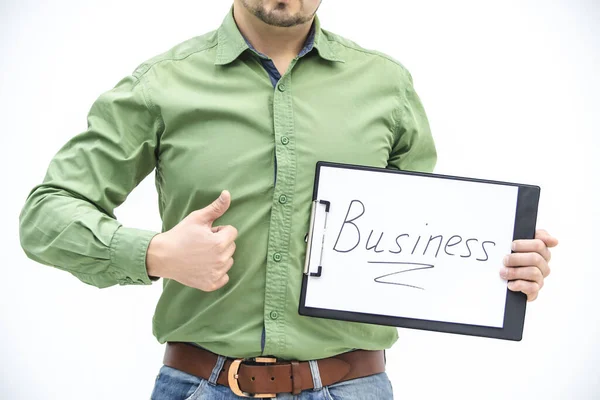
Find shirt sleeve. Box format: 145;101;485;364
18;73;162;288
387;71;437;173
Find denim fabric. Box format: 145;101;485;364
150;363;394;399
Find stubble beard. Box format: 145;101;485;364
241;0;316;28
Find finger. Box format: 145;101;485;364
507;280;540;302
500;266;544;287
504;252;550;278
215;243;236;268
223;257;234;272
193;190;231;226
215;225;238;243
224;242;236;258
511;239;551;262
535;229;559;248
212;273;230;291
212;225;225;233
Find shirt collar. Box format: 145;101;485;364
214;6;344;65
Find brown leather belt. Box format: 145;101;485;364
163;342;386;398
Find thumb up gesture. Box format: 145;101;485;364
146;190;238;291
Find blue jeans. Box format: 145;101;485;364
150;358;394;399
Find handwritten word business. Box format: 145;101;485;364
332;200;496;262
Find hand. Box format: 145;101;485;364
146;190;238;292
500;229;559;301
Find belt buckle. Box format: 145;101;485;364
228;356;277;398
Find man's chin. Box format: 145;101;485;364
259;13;305;28
265;19;302;28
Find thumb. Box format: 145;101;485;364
195;190;231;226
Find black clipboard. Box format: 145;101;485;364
298;161;540;341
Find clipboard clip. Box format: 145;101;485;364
304;200;330;277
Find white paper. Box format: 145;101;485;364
304;166;519;328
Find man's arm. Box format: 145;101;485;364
18;73;162;288
386;69;558;301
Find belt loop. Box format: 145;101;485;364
208;355;227;386
309;360;323;391
291;361;302;395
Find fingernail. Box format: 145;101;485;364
503;255;509;265
511;242;516;251
219;191;227;202
500;267;508;279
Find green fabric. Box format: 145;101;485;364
19;9;436;360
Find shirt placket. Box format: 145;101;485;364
262;61;298;357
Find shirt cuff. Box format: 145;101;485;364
109;226;160;285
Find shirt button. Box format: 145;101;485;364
278;83;286;92
273;252;282;262
270;311;279;320
278;195;287;204
281;136;289;145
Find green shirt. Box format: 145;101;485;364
18;9;436;360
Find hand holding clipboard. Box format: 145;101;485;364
300;162;542;341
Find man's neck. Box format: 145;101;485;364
232;4;314;64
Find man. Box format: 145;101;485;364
18;1;558;399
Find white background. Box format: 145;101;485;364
1;0;598;399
